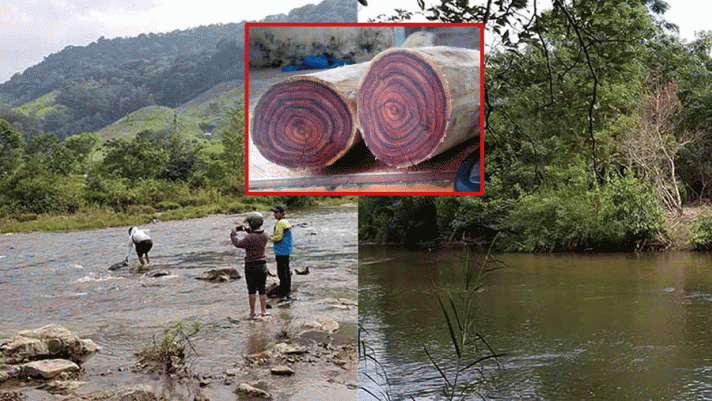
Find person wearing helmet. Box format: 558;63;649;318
230;211;273;319
269;205;293;299
124;226;152;266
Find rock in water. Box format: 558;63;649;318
271;366;294;376
0;324;101;364
235;383;271;398
295;266;309;275
144;270;170;278
108;260;128;271
22;359;79;379
197;268;241;282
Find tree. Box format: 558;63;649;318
0;119;25;179
101;137;170;181
619;72;690;214
221;102;245;194
24;132;75;176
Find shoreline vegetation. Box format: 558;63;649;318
358;196;712;253
0;196;356;234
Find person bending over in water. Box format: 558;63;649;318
125;226;152;266
230;212;274;319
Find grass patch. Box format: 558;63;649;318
136;319;201;376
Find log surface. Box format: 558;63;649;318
358;46;481;168
251;63;366;169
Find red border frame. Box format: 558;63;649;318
244;22;485;197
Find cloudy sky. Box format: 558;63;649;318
1;0;710;83
0;0;321;82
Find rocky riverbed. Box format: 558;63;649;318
0;207;358;400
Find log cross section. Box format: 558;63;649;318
358;46;481;168
251;63;368;169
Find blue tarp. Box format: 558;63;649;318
281;53;354;71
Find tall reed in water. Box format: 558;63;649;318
424;236;506;400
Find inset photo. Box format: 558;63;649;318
245;23;484;195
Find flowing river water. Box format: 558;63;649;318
0;205;357;400
359;245;712;400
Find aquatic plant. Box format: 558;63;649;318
358;323;400;401
137;319;201;376
424;238;506;400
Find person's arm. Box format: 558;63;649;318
269;220;289;242
231;227;248;249
126;235;134;261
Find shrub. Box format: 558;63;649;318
502;172;664;252
157;201;181;211
691;211;712;250
137;320;201;375
595;173;665;250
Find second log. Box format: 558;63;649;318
357;46;482;168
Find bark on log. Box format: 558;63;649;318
251;63;368;169
357;46;481;168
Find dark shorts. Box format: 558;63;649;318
244;261;267;295
135;239;153;257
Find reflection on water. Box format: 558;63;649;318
0;206;357;399
359;245;712;400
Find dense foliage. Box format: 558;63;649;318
359;0;712;251
691;211;712;251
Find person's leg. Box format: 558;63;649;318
256;264;270;317
259;294;269;316
245;263;257;319
248;294;257;318
276;255;287;295
283;256;291;296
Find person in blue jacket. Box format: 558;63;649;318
269;205;293;299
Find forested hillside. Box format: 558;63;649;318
0;0;356;229
0;0;355;139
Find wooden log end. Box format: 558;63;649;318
252;78;358;169
358;48;451;168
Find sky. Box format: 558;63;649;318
0;0;321;83
0;0;711;83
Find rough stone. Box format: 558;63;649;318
0;364;21;383
0;390;25;401
197;268;241;282
39;379;86;394
225;368;241;376
1;325;100;365
301;317;339;334
235;383;271;399
22;359;79;379
270;366;294;376
274;343;307;355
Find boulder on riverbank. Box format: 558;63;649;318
0;324;100;384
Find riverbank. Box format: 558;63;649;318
664;205;709;250
0;197;356;234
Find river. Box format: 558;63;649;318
0;205;357;400
359;245;712;400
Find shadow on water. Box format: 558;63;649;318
0;206;357;399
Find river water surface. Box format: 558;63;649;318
0;205;357;400
359;245;712;400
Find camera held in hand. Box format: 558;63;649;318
235;224;252;233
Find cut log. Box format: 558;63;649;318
251;63;368;169
357;46;481;168
402;31;440;48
